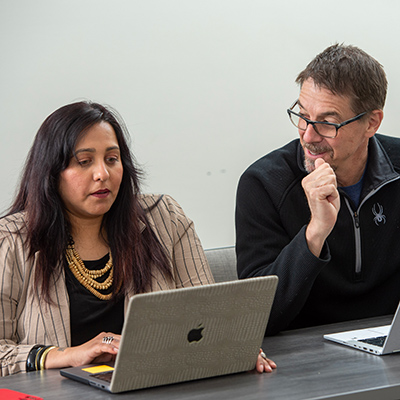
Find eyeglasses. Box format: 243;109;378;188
287;100;367;139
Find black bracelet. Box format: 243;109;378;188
35;345;56;370
36;345;50;371
26;344;45;372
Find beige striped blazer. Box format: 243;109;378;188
0;194;214;376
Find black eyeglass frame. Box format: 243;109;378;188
287;100;367;139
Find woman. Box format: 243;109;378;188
0;101;276;376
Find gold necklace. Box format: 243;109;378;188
65;242;113;301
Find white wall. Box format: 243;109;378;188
1;0;399;248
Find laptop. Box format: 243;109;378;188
60;275;278;393
324;300;400;355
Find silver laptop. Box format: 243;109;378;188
324;301;400;355
60;276;278;393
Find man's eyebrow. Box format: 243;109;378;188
297;100;340;118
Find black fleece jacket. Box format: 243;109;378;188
236;134;400;335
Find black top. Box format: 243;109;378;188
64;254;124;346
236;134;400;335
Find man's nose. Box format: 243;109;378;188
301;122;323;143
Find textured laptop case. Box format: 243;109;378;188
110;276;278;392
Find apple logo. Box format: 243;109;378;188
187;324;204;343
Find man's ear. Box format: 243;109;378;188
366;109;384;138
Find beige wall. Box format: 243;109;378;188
1;0;399;247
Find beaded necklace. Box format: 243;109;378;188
65;241;113;301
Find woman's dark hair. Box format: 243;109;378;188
10;101;171;302
296;43;387;115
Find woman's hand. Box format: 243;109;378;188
44;332;121;370
255;349;276;373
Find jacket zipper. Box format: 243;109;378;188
344;175;400;278
344;199;362;277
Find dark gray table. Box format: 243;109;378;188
1;315;400;399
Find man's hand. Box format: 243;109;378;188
301;158;340;257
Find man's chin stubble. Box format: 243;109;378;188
303;156;336;174
304;157;315;173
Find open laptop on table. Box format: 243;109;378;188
60;275;278;393
324;300;400;355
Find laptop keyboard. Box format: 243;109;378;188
91;371;114;382
358;336;387;347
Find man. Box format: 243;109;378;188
235;44;400;335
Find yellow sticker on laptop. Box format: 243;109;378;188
82;365;115;373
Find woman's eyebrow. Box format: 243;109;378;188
75;147;95;154
74;146;120;154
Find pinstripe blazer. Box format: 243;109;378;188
0;194;214;376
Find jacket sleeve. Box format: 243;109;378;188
144;194;215;288
235;169;330;335
0;229;36;376
166;195;215;287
